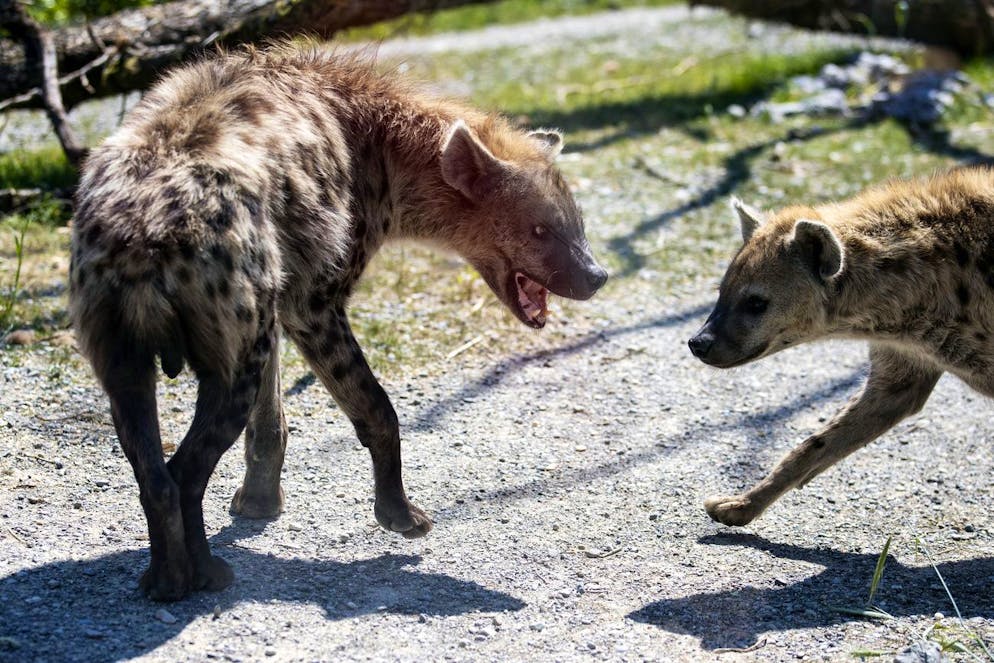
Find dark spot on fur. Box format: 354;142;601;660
210;244;235;273
205;198;236;231
178;266;192;283
331;362;348;381
84;225;102;246
877;256;907;273
179;242;196;261
975;331;987;342
110;198;133;219
217;279;231;298
205;281;216;299
953;241;970;267
309;290;325;313
957;282;971;306
236;305;253;323
229;93;275;125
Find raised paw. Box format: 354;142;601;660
374;495;433;539
139;560;192;602
230;484;284;519
193;554;235;592
704;494;762;527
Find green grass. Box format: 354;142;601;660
339;0;678;42
0;145;77;192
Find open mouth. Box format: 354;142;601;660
513;271;549;328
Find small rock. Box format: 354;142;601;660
94;479;110;488
4;330;36;346
529;623;545;632
155;608;178;624
894;640;945;663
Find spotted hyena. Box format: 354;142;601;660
688;167;994;526
69;44;607;600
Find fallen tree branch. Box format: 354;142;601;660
0;0;87;166
0;0;496;111
690;0;994;56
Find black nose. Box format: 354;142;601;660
688;333;714;359
587;264;608;291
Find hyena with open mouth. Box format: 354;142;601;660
689;167;994;527
69;43;607;600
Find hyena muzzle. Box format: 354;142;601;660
69;44;606;601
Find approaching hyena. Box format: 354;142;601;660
689;167;994;527
69;44;607;600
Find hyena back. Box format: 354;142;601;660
689;167;994;526
70;44;606;600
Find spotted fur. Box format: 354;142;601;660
689;167;994;526
70;43;606;600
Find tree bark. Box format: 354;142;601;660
691;0;994;57
0;0;494;111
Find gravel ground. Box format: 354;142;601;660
1;6;992;663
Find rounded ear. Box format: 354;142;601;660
528;129;564;159
440;120;508;201
731;197;764;243
793;219;845;280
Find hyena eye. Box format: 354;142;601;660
742;294;769;315
533;225;547;238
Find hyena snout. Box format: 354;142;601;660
545;245;608;301
688;326;716;360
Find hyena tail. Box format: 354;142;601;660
70;276;190;387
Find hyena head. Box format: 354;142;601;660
439;120;607;328
688;197;846;368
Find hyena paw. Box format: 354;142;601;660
704;494;761;527
140;560;192;602
375;495;433;539
229;484;284;519
192;554;235;592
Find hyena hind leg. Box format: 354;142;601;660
230;330;288;519
706;345;941;527
166;322;275;592
99;340;192;601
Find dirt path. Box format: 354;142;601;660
1;7;992;663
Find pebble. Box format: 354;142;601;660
155;609;178;624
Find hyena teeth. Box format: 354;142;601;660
515;272;549;322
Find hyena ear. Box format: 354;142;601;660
731;197;764;243
441;120;509;202
528;130;564;159
793;219;845;281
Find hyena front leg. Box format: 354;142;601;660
290;306;432;539
706;345;941;526
230;331;288;519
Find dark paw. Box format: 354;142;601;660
230;484;284;519
140;561;192;602
193;554;234;592
704;494;761;527
374;496;433;539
